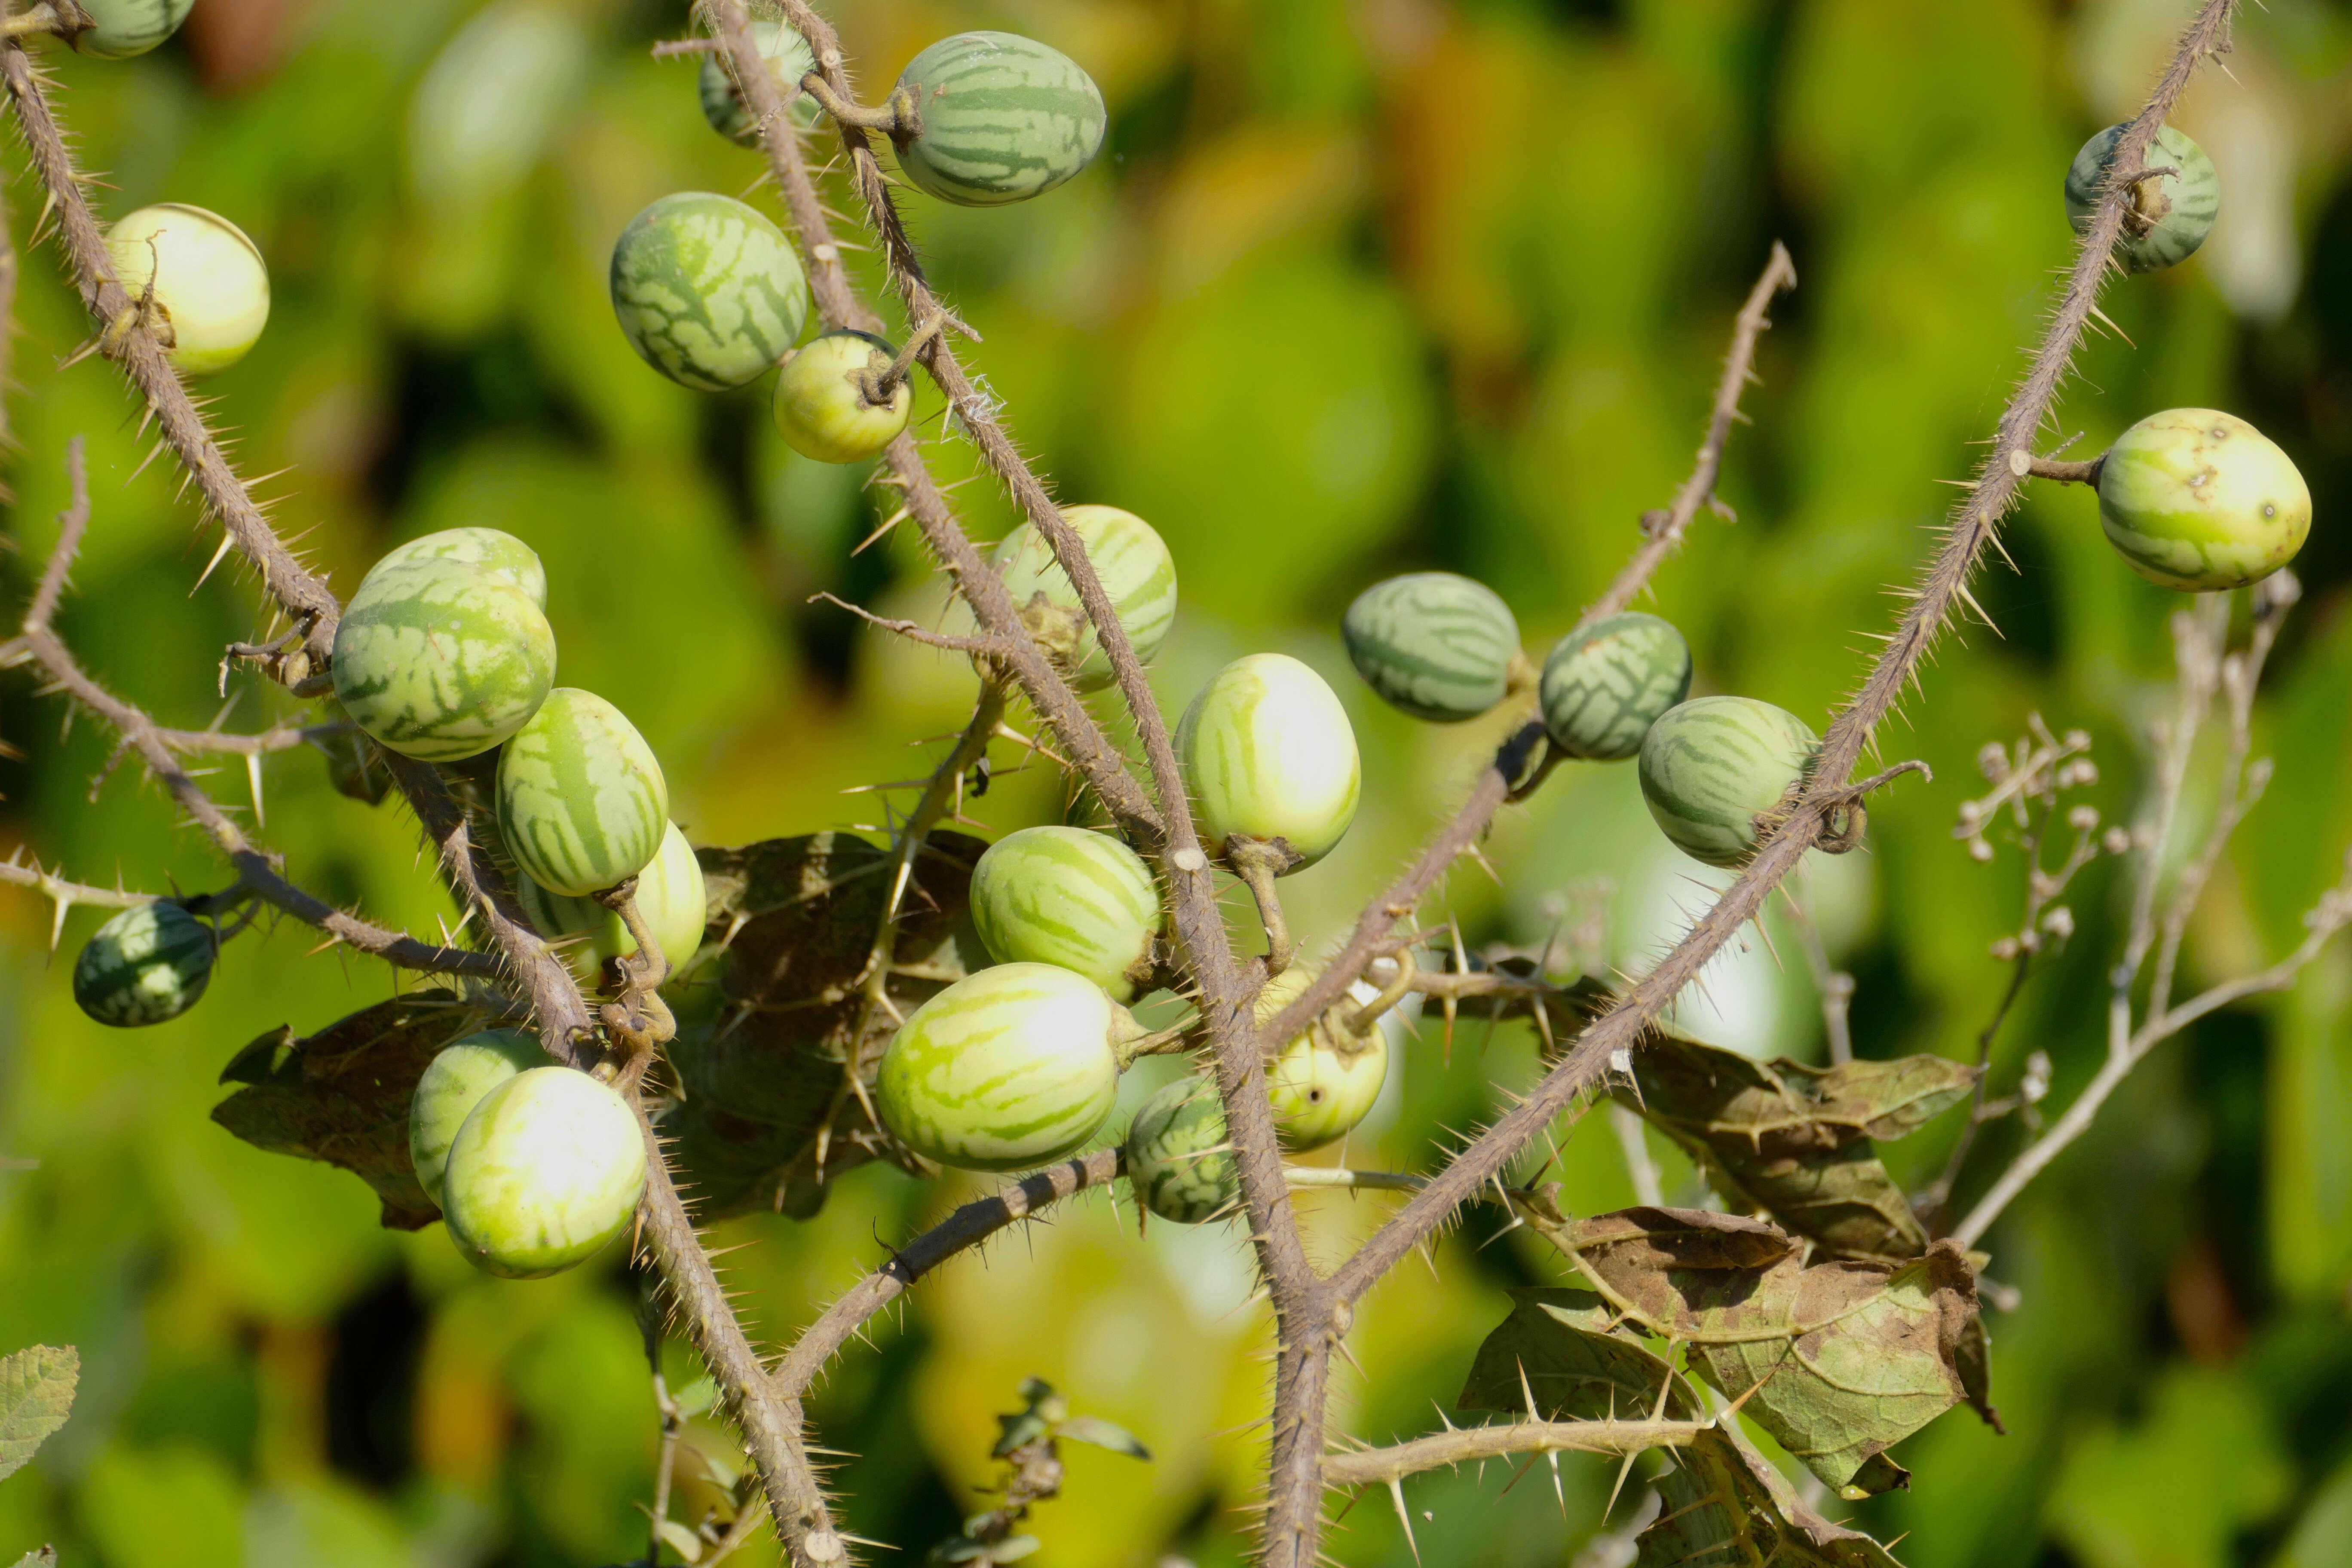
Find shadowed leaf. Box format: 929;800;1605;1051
0;1345;78;1482
1053;1416;1152;1461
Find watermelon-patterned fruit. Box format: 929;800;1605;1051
64;0;193;59
610;192;809;391
699;18;819;144
105;203;270;377
1638;697;1819;868
990;506;1178;692
495;689;669;897
440;1066;648;1279
888;32;1107;207
372;527;547;608
1540;613;1694;761
1256;969;1387;1151
1124;1076;1237;1225
409;1029;544;1207
332;559;556;762
516;821;707;983
1342;573;1520;722
2065;123;2219;274
876;962;1134;1172
72;902;213;1027
2097;409;2309;591
1177;654;1360;870
772;331;911;462
970;827;1161;1002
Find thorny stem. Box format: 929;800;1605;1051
1321;1418;1710;1490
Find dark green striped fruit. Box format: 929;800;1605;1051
409;1029;544;1207
440;1066;647;1279
373;527;547;608
105;203;270;377
1638;697;1819;868
2097;409;2309;591
1256;969;1387;1152
72;902;213;1027
515;821;707;983
888;32;1107;207
332;558;556;762
990;505;1178;692
772;330;911;463
1124;1076;1237;1224
495;689;669;897
610;192;809;391
2065;123;2218;274
970;827;1161;1001
1177;654;1360;870
875;963;1133;1172
698;19;818;144
64;0;193;59
1540;613;1693;761
1342;573;1520;722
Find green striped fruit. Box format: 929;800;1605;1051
1177;654;1360;870
698;19;819;145
440;1066;647;1279
2065;123;2219;274
495;689;669;897
2097;409;2310;591
610;192;809;391
772;331;910;462
875;962;1134;1172
1540;613;1694;761
373;527;547;608
72;903;213;1027
1256;969;1388;1152
1341;573;1520;722
888;32;1107;207
105;203;270;377
1638;696;1819;868
332;559;556;762
970;827;1161;1001
64;0;193;59
1124;1076;1237;1225
409;1029;544;1207
515;821;707;983
990;506;1178;692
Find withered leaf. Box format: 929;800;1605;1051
0;1345;77;1482
1458;1287;1702;1424
211;994;487;1230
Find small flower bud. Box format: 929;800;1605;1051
2067;805;2100;832
1990;935;2020;961
2021;1050;2052;1103
1978;742;2011;781
2018;929;2043;954
2063;729;2091;751
2102;827;2132;855
1958;799;1984;826
1969;839;1995;863
2042;906;2075;941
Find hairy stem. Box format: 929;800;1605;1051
1322;1418;1708;1490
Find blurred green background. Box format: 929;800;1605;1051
3;0;2351;1564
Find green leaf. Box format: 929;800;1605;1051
210;994;490;1230
987;1537;1040;1564
655;1519;704;1563
991;1409;1053;1459
0;1345;79;1482
1457;1287;1703;1423
12;1549;57;1568
671;1375;718;1418
1053;1416;1152;1461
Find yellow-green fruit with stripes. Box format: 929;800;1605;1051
66;1;195;62
333;558;556;762
440;1066;647;1279
1256;968;1388;1152
515;821;707;984
772;331;911;462
372;527;547;608
610;192;809;391
888;31;1107;207
495;689;669;897
1638;696;1819;868
1125;1076;1237;1224
970;826;1161;1001
105;203;270;377
409;1029;544;1208
2096;409;2310;591
1177;653;1360;870
876;962;1133;1173
991;505;1178;692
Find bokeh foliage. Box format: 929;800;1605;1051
2;1;2351;1565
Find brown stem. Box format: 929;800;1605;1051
1228;837;1298;977
2013;452;2103;485
796;71;902;135
1322;1417;1708;1490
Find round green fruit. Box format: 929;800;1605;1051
105;203;270;377
72;902;213;1028
1638;696;1819;869
2065;122;2218;275
1342;573;1520;722
875;962;1132;1173
495;689;669;897
1540;612;1694;761
515;821;707;983
699;18;819;144
372;527;547;608
1256;969;1388;1152
888;31;1107;207
970;826;1161;1002
610;192;809;391
1124;1076;1237;1225
331;558;556;763
989;505;1178;692
1177;653;1360;870
409;1029;544;1207
63;0;193;60
440;1066;648;1280
772;330;911;462
2096;409;2310;591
